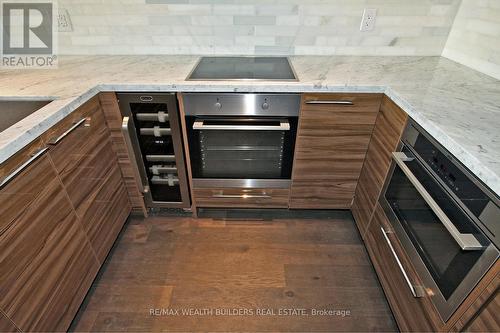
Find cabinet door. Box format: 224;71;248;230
365;204;441;332
351;96;407;238
46;97;131;263
290;93;381;209
0;153;99;332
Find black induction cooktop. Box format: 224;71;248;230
187;56;298;81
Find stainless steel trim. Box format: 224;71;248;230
212;194;272;199
122;117;145;193
48;118;86;145
193;178;291;189
193;119;290;131
392;151;483;251
182;93;301;117
305;100;353;105
0;147;48;189
185;56;299;82
381;227;426;298
139;127;171;136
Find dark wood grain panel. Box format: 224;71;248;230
290;93;381;209
365;204;441;332
41;96;99;145
449;263;499;332
351;95;408;238
78;164;131;263
99;92;147;215
0;138;48;236
0;310;18;333
194;187;290;208
0;154;99;332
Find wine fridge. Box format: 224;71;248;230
117;93;191;209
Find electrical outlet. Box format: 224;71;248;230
360;8;377;31
57;8;73;32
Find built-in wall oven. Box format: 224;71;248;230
380;120;499;321
183;93;300;188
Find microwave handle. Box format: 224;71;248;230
192;120;290;131
392;152;483;251
381;227;426;298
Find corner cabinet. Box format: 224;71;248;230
351;96;408;237
0;96;131;332
290;93;381;209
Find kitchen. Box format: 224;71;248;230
0;0;499;332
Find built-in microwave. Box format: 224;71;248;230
380;120;499;322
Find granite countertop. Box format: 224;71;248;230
0;55;499;195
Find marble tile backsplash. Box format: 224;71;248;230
57;0;462;56
442;0;500;80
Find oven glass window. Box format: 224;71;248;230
385;158;489;299
187;117;297;179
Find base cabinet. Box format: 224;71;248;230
0;153;100;332
365;204;442;332
0;97;131;332
351;96;408;238
290;93;381;209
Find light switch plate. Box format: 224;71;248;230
360;8;377;31
57;8;73;32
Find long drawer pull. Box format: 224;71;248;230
380;227;426;298
305;100;353;105
392;152;483;251
0;147;49;189
212;194;272;199
47;118;87;145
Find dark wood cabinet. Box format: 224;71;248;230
290;93;381;209
45;96;131;263
99;92;147;215
365;204;442;332
351;96;407;238
0;152;100;332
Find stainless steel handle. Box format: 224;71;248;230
212;194;272;199
381;227;426;298
122;117;145;193
47;118;87;145
392;152;483;251
305;100;353;105
0;147;49;189
193;120;290;131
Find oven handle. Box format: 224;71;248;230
392;152;483;251
192;120;290;131
381;227;426;298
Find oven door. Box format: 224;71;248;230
380;147;499;321
187;117;297;182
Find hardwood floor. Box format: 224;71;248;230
70;210;397;332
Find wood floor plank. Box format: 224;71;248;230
71;213;397;332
